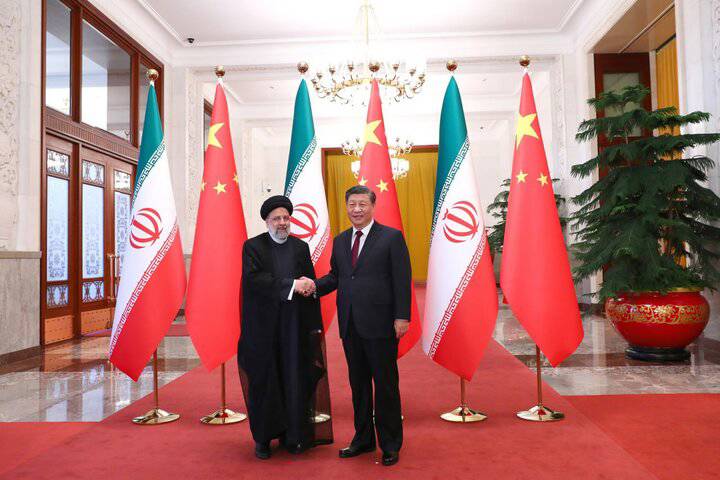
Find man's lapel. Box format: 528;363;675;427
340;228;353;271
353;221;381;272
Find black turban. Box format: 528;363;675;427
260;195;293;220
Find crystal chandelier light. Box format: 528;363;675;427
342;137;413;179
299;0;426;105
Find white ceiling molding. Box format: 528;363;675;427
134;0;187;46
126;0;600;66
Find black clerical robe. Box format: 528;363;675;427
237;233;332;448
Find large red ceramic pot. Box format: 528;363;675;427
605;289;710;361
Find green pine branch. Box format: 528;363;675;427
571;84;720;301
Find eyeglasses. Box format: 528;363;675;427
268;214;290;223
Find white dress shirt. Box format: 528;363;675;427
351;219;374;256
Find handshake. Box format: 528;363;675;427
294;276;316;297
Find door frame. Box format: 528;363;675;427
41;133;137;343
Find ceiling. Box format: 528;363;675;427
592;0;675;53
140;0;583;45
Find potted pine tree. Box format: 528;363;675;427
572;84;720;361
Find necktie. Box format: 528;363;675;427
351;230;363;268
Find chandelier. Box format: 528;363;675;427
299;0;426;105
342;137;413;180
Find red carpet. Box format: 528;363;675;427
84;323;188;337
0;423;90;477
0;321;663;480
567;394;720;480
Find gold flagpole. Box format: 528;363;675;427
516;345;564;422
440;376;487;423
133;350;180;424
200;362;246;425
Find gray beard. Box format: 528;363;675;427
268;227;289;243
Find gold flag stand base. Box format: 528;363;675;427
516;404;564;422
441;405;487;423
133;408;180;425
200;363;246;426
201;408;246;425
516;346;565;423
132;351;180;425
440;377;487;423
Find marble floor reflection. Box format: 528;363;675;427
494;302;720;395
0;326;199;422
1;301;719;422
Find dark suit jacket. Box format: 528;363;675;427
239;233;322;344
315;221;411;339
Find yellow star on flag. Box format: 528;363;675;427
201;180;206;191
516;170;528;183
376;178;389;192
363;120;382;146
515;113;539;148
213;180;227;195
537;172;549;186
233;172;239;184
358;176;368;186
207;122;224;149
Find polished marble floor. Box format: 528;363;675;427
1;297;719;422
0;334;199;422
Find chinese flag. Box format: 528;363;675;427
500;73;583;366
186;81;248;371
357;80;421;357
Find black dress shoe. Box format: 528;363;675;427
338;444;375;458
255;442;271;460
382;451;399;466
285;442;307;455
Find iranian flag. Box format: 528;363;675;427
285;79;336;331
422;77;498;380
109;79;186;381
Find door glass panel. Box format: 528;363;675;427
48;150;70;177
82;280;104;303
47;284;70;308
114;191;131;276
82;184;104;279
45;0;72;115
603;72;641;136
81;21;131;141
114;170;131;191
82;160;105;185
47;175;69;281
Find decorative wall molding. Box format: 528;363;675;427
0;251;41;259
185;69;202;247
0;0;21;250
550;55;569;200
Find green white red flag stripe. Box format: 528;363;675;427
422;77;498;380
285;80;336;330
109;82;186;381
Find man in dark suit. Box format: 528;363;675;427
309;185;411;467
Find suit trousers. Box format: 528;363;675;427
342;312;403;452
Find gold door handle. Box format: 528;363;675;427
107;253;117;303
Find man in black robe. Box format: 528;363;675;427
237;195;332;460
